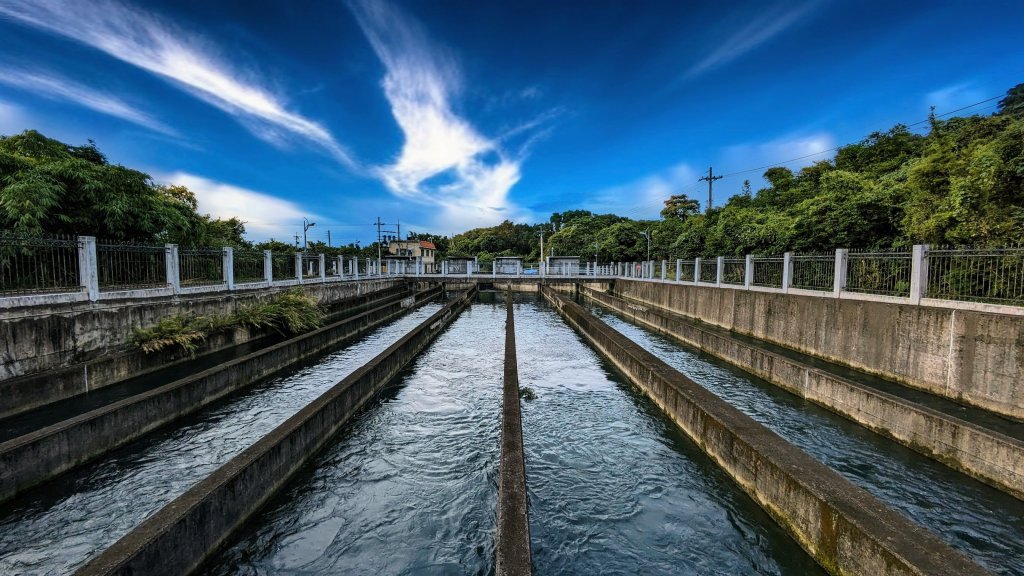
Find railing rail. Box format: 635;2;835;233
179;248;224;287
927;247;1024;305
791;253;834;292
0;233;82;296
845;249;912;297
97;240;166;292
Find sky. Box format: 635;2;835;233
0;0;1021;244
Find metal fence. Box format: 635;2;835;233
0;233;82;296
845;249;912;297
234;250;266;284
300;254;321;279
271;253;295;281
677;259;696;282
179;248;224;287
699;260;717;283
927;247;1024;304
97;241;166;292
791;253;834;291
752;256;784;288
721;257;745;285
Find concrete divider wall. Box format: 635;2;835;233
76;287;478;576
0;286;442;504
0;283;414;420
582;287;1024;500
612;279;1024;421
495;291;532;576
541;287;989;576
0;277;406;382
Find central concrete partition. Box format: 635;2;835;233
77;287;478;576
540;287;989;576
495;291;532;576
0;286;442;504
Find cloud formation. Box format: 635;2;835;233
586;162;699;219
721;132;836;178
348;0;536;230
0;67;174;135
0;0;354;166
685;3;816;78
160;171;317;242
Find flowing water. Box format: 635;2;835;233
588;302;1024;576
0;302;443;576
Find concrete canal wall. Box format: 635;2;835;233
76;287;477;576
0;286;442;504
0;277;406;382
582;286;1024;501
0;283;413;420
542;287;989;576
611;279;1024;421
496;292;532;576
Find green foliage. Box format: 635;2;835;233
131;289;323;355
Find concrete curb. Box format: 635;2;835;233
75;287;477;576
495;290;532;576
583;286;1024;501
0;286;442;504
541;287;990;576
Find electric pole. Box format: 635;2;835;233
327;230;331;247
373;217;399;264
698;166;723;214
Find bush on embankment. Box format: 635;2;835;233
131;289;323;355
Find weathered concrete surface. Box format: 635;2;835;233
583;286;1024;501
541;287;990;576
0;283;413;420
0;286;442;504
612;279;1024;421
496;291;532;576
0;277;406;382
75;287;478;576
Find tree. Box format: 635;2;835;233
998;83;1024;118
660;194;701;220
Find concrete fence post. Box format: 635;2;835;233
263;251;273;284
336;256;343;278
716;256;724;286
694;258;702;284
165;244;180;295
77;236;99;301
295;253;303;284
661;260;667;280
223;247;234;290
744;254;754;289
318;254;326;282
782;252;793;294
833;248;848;297
675;259;682;282
910;244;930;305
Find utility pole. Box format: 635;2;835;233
698;166;723;214
293;234;300;247
374;217;384;264
638;230;651;261
302;217;316;250
373;217;399;265
327;230;331;247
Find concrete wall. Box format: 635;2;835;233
613;279;1024;421
583;287;1024;500
541;287;988;576
0;286;441;504
0;283;413;420
496;292;532;576
76;287;477;576
0;278;406;382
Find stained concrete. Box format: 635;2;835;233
582;286;1024;501
0;286;442;504
612;279;1024;421
75;287;477;576
541;286;990;576
495;291;532;576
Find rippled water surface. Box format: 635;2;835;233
0;302;442;575
589;303;1024;576
203;295;505;575
515;296;823;575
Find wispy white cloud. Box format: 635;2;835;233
0;99;28;135
685;2;817;79
587;162;700;219
159;171;318;242
347;0;542;230
0;0;354;167
720;132;836;177
0;67;174;135
925;82;987;113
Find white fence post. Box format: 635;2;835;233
744;254;754;289
833;248;848;297
264;250;273;284
694;258;701;284
295;253;303;284
782;252;793;294
165;244;180;294
716;256;724;286
661;260;667;280
77;236;99;301
318;254;326;282
223;247;234;290
910;244;930;305
675;259;682;282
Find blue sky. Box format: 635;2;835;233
0;0;1021;244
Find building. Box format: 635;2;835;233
445;256;477;274
546;256;580;276
387;239;438;273
494;256;523;275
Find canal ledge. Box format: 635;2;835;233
540;286;990;576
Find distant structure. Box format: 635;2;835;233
388;239;438;273
494;256;524;275
546;256;580;276
445;256;477;275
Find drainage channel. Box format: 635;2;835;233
587;301;1024;576
0;301;444;575
515;294;823;575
